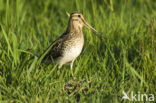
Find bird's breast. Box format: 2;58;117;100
62;34;84;62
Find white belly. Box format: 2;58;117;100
63;43;83;61
57;37;84;67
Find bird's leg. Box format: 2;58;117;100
70;60;76;80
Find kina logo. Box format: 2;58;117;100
122;91;154;102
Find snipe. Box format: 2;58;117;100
41;12;101;80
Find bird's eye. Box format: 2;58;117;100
78;15;81;18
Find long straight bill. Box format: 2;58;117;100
84;22;106;40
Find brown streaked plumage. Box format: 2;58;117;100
41;12;101;80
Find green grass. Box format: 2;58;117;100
0;0;156;102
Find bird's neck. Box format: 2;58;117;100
66;21;83;33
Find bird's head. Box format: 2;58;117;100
67;12;105;39
68;12;85;30
68;12;97;33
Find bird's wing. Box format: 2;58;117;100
40;32;68;62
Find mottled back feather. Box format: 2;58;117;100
42;31;68;62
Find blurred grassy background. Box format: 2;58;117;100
0;0;156;102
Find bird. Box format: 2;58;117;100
40;12;101;80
